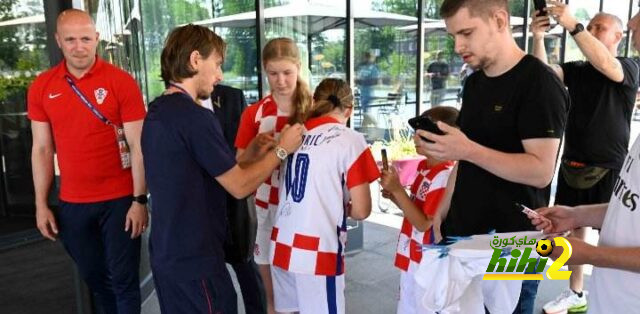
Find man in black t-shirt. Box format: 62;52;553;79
531;5;640;312
418;1;569;313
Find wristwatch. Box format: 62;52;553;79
133;194;148;205
274;146;288;160
569;23;584;36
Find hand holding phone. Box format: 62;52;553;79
408;116;444;143
381;149;389;171
533;0;547;17
516;202;552;226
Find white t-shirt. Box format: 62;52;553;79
414;231;539;314
590;136;640;314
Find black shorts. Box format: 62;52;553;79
554;168;619;206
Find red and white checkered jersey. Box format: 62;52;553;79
235;95;290;211
394;160;454;272
270;116;380;276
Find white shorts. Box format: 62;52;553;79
253;196;276;265
271;266;345;314
397;268;431;314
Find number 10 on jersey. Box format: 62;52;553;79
285;153;310;202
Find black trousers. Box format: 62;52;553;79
230;259;266;314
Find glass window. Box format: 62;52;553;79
262;1;346;95
601;0;632;57
603;0;632;29
140;0;215;98
564;0;600;62
209;1;258;104
423;2;457;111
509;0;526;49
356;0;418;143
0;0;48;219
526;0;564;65
631;0;640;57
83;0;148;99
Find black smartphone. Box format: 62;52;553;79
533;0;547;16
381;149;389;171
408;116;444;143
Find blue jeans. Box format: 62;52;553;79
57;196;141;314
485;258;541;314
512;279;540;314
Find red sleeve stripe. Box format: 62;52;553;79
346;149;381;189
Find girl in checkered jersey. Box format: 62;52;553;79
234;37;312;314
269;78;380;314
379;106;459;314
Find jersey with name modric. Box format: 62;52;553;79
270;116;380;276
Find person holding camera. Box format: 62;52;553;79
531;3;639;312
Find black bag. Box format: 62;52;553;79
224;195;257;264
560;159;610;190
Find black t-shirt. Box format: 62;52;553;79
142;93;236;281
427;61;450;90
442;55;569;237
561;57;639;170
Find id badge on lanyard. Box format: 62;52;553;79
65;75;131;169
114;125;131;169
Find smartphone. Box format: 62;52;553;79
381;149;389;171
515;202;540;218
408;116;444;143
533;0;547;16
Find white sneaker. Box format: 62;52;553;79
543;289;588;313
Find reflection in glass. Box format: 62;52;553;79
208;1;258;104
84;0;147;99
355;0;418;143
0;0;48;218
262;1;348;93
140;0;215;98
565;0;601;62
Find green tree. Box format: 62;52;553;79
379;0;417;16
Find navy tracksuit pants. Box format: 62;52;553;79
57;196;141;314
